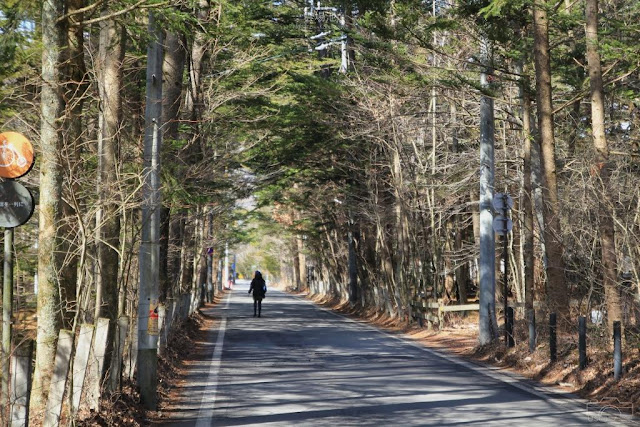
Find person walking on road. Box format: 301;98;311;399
248;270;267;317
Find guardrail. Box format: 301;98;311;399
410;299;480;328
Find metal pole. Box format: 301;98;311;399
479;37;497;345
137;11;163;410
528;308;536;352
578;315;587;369
503;201;509;345
2;228;13;422
613;321;622;380
506;306;514;348
549;312;557;362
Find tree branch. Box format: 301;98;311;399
66;0;169;27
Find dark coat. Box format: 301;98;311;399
249;277;266;300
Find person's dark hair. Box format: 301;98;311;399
255;270;263;280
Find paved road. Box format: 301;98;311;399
158;280;626;426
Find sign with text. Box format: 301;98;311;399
0;132;34;179
0;181;34;228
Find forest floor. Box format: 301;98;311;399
86;288;640;425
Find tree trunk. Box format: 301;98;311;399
59;0;86;329
95;8;124;324
521;82;535;314
585;0;622;331
185;0;211;133
31;0;67;417
532;0;569;316
169;212;185;297
96;5;125;395
161;27;186;301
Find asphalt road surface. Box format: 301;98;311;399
158;280;630;426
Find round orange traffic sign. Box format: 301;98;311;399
0;132;35;179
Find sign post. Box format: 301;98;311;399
493;192;513;347
0;131;35;419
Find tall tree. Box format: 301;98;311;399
31;0;68;416
96;4;125;394
160;23;186;301
95;6;124;323
532;0;569;316
584;0;622;331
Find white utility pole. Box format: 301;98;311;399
223;242;229;289
339;10;348;73
206;210;213;301
137;11;163;410
478;38;498;345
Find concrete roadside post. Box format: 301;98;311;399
87;318;110;411
110;315;129;392
10;339;33;427
43;330;73;427
71;324;95;415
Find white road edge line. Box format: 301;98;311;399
195;292;231;427
291;292;634;426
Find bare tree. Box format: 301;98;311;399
31;0;68;417
584;0;622;331
532;0;569;316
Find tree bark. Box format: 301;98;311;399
95;7;124;324
532;0;569;316
585;0;622;331
161;27;187;301
521;82;536;314
31;0;67;417
59;0;86;329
